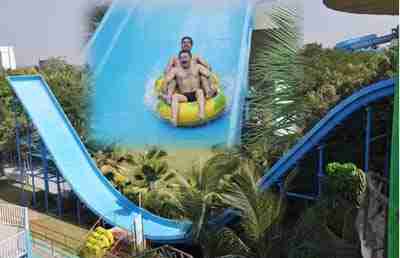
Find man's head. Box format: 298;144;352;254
181;36;193;51
178;50;192;69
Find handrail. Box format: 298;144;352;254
0;204;26;227
0;230;28;258
0;204;31;257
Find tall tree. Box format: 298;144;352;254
243;3;304;166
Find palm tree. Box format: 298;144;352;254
93;146;182;218
243;4;304;164
121;147;183;218
165;153;292;258
167;153;240;254
207;159;290;258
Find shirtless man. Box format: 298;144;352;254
164;36;216;98
163;50;212;126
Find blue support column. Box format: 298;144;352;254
13;97;26;206
40;141;50;213
277;180;285;195
27;122;36;207
56;169;62;217
364;107;372;173
317;144;325;198
76;195;81;225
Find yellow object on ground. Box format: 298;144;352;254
81;227;115;258
154;73;226;127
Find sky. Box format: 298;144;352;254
0;0;397;67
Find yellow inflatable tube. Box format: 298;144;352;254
154;73;226;127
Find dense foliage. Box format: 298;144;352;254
244;40;396;169
300;43;396;130
0;58;90;154
288;162;367;258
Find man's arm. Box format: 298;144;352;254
198;65;211;78
163;69;177;103
198;65;217;98
164;57;177;74
195;55;211;71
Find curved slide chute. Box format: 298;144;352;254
258;78;395;190
7;75;191;242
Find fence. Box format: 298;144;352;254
0;204;26;227
0;231;28;258
0;204;30;258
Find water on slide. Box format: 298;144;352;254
87;0;254;151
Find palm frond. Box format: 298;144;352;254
220;160;284;257
205;227;253;258
244;3;304;153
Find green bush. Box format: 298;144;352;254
325;162;366;208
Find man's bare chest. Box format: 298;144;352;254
176;69;199;80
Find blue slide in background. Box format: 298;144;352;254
258;78;395;190
334;27;398;52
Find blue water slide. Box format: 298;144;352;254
7;75;193;242
86;0;255;149
258;79;395;190
335;34;378;49
335;28;398;52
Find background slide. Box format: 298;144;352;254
258;78;395;190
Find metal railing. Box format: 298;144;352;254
0;231;28;258
0;204;26;227
0;204;30;258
